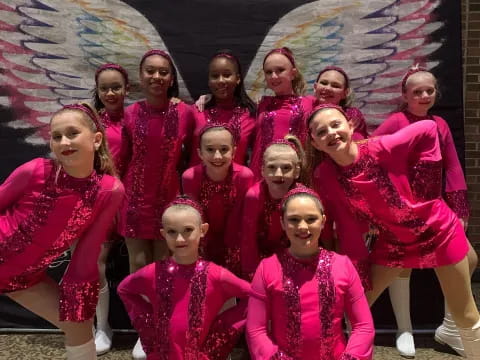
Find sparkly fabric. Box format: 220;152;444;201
59;280;99;321
445;190;470;219
350;259;372;292
258;187;288;257
199;167;235;214
122;101;185;239
250;95;311;178
184;260;209;359
132;312;158;355
224;246;241;276
373;111;470;219
339;354;360;360
205;106;244;143
316;250;335;360
409;160;442;201
200;317;241;360
270;351;294;359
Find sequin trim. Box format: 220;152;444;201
100;110;123;129
316;250;335;360
59;280;99;321
125;102;180;238
336;142;434;266
251;96;305;175
409;160;442;202
200;317;241;360
224;246;241;276
445;190;470;218
185;260;209;359
350;258;372;292
156;259;177;358
339;353;360;360
132;312;158;355
205;106;245;143
270;350;294;359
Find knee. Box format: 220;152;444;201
467;246;478;272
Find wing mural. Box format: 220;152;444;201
244;0;444;125
0;0;190;144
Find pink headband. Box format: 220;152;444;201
95;63;129;85
62;104;102;131
267;138;300;157
212;52;240;67
263;47;296;67
198;122;239;145
140;49;173;69
280;184;321;209
316;66;349;88
166;195;205;220
401;65;428;92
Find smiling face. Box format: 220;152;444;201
263;53;296;96
262;145;300;199
50;110;102;177
161;206;208;264
314;70;349;105
140;54;174;99
309;108;354;156
208;56;240;103
198;128;235;178
96;69;127;113
281;195;325;258
403;72;437;116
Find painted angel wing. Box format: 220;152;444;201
0;0;190;144
244;0;443;125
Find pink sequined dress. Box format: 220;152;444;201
373;110;469;219
313;166;372;290
240;180;290;280
247;249;374;360
320;120;468;268
99;109;127;175
0;158;124;321
182;163;254;270
117;257;251;360
249;95;314;178
118;101;194;240
188;104;256;166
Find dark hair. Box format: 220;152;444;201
91;64;129;112
205;49;256;116
139;50;179;98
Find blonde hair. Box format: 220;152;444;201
263;134;306;178
51;102;117;176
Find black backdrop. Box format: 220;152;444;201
0;0;462;330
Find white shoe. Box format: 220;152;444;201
396;331;416;358
435;323;466;357
95;327;113;355
132;338;146;360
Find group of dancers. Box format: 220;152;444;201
0;46;477;360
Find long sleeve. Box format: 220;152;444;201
342;258;375;360
371;114;402;136
0;159;38;212
247;262;290;360
240;186;262;280
181;166;201;198
59;179;124;321
346;107;369;140
435;117;469;218
117;264;158;355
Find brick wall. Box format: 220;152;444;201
463;0;480;250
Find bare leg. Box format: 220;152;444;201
125;238;154;273
153;239;170;261
7;278;93;346
366;264;405;307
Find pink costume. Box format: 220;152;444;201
319;120;468;268
249;95;314;178
373;110;469;219
182;163;254;270
240;180;290;280
188;104;256;166
313;166;372;290
117;257;251;360
118;101;194;240
247;249;374;360
99;109;126;175
0;158;124;321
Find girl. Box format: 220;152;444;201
118;196;251;360
91;63;129;355
313;66;369;139
240;135;304;280
0;103;124;360
307;104;480;359
182;124;254;272
249;47;315;178
118;49;194;272
373;67;475;357
246;185;375;359
189;49;256;166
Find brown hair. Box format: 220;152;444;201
52;102;117;176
